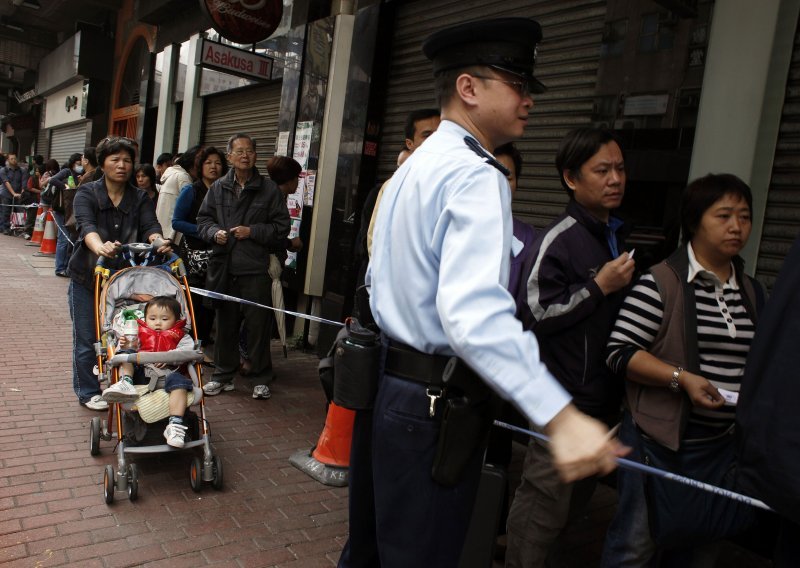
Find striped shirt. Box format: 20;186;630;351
607;248;755;436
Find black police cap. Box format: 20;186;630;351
422;17;546;94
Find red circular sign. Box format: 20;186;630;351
200;0;283;44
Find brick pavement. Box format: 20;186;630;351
0;234;347;567
0;234;774;567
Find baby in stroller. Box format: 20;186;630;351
102;295;195;448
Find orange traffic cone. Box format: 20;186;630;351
36;210;57;256
27;205;46;246
289;402;355;487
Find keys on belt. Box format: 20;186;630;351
426;386;445;418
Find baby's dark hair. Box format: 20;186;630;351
144;296;182;319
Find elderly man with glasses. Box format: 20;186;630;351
197;133;290;400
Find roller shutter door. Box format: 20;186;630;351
201;82;282;158
376;0;605;229
756;13;800;289
48;121;89;166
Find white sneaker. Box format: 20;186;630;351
203;380;234;396
83;394;108;411
101;380;139;403
252;385;271;400
164;423;188;448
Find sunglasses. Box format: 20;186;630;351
99;136;137;146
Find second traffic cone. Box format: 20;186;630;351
27;205;46;246
37;211;57;255
289;402;354;487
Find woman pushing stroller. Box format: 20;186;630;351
102;296;195;448
69;136;173;411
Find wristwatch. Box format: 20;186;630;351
669;367;683;393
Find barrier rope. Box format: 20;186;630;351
189;286;346;328
47;209;75;247
492;419;773;512
183;287;773;512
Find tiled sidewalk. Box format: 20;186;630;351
0;234;347;567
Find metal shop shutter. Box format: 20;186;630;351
375;0;605;229
756;13;800;289
201;82;282;159
48;121;90;166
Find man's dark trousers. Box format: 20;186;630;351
213;273;274;384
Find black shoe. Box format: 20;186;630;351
55;271;69;278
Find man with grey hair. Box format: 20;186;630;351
197;133;290;399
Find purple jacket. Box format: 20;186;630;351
508;217;536;304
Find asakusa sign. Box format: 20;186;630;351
200;0;283;44
197;39;273;81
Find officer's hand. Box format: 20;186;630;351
544;404;628;482
594;252;635;295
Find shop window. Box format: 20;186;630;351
639;12;676;53
601;19;628;58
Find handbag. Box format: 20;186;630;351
179;238;210;278
641;426;757;548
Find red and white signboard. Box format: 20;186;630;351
197;39;273;81
200;0;283;44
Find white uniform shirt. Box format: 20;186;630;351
367;119;570;426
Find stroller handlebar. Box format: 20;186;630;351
96;238;173;268
108;350;204;366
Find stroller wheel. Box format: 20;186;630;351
190;457;203;493
89;417;101;456
103;465;115;504
211;456;223;491
127;464;139;501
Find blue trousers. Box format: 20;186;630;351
0;195;12;232
358;371;482;567
52;210;72;273
68;280;101;404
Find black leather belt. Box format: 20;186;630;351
384;339;451;387
383;339;486;396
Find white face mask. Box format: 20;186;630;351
74;165;84;174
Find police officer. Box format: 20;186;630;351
340;17;626;567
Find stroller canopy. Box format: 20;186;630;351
100;266;192;333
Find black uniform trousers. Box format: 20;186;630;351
340;359;484;567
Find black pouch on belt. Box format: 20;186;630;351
332;318;381;410
431;358;494;486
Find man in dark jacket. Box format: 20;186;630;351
506;128;635;567
197;133;290;400
0;152;29;235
